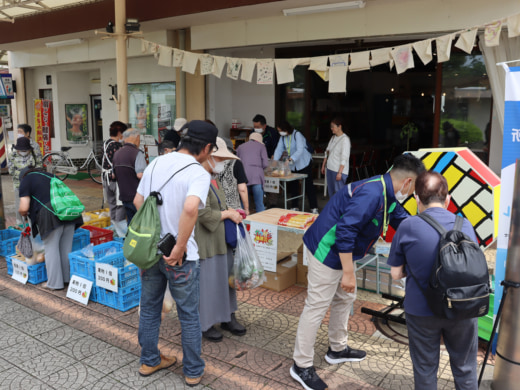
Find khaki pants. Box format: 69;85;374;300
293;247;357;368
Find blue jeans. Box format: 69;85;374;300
248;184;265;212
326;168;347;197
139;259;205;378
123;201;137;224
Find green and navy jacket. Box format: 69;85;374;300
303;173;409;270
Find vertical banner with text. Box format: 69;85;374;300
34;99;52;156
495;66;520;337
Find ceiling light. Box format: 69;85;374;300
283;1;366;16
45;38;84;48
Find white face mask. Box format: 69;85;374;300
254;128;263;133
209;157;226;174
17;133;25;139
279;131;288;137
18;150;30;156
395;180;411;202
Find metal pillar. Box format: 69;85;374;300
114;0;128;123
493;160;520;389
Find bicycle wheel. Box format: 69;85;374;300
88;156;103;184
42;152;71;181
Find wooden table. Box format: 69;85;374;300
264;173;307;211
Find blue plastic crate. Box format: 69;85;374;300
6;256;47;285
94;283;141;312
72;228;91;252
118;262;140;288
0;229;22;256
113;237;124;244
69;241;124;281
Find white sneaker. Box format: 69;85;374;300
290;208;300;211
311;208;319;214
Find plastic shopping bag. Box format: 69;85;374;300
230;223;266;291
17;224;33;259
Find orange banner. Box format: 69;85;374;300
34;99;52;155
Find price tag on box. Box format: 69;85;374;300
95;263;118;293
12;258;28;284
264;177;280;194
66;275;93;305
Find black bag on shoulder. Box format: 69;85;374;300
407;213;490;320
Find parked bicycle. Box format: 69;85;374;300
42;137;103;184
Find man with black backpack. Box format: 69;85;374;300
388;171;483;390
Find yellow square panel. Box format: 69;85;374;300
444;165;464;191
422;152;442;170
462;202;486;226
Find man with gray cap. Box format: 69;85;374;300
134;120;218;387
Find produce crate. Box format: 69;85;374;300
6;255;47;285
82;208;111;228
0;229;22;256
81;225;113;246
113;237;124;244
69;241;124;281
94;283;141;311
117;261;140;288
72;228;91;252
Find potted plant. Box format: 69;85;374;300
400;122;418;151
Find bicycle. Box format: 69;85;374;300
42;137;103;184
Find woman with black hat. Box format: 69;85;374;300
7;137;42;225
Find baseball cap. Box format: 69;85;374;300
185;120;218;145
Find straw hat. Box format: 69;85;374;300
249;133;264;144
212;137;238;160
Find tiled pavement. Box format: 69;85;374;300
0;174;495;389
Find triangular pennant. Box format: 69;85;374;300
328;66;347;93
485;20;503;47
314;69;329;82
507;14;520;38
435;34;454;63
173;49;185;67
274;59;295;84
226;57;242;80
241;59;257;82
349;51;370;72
391;45;415;74
200;55;214;76
370;48;392;67
212;56;227;78
182;52;200;74
309;55;329;71
455;29;477;54
412;39;433;65
257;60;274;85
158;46;173;67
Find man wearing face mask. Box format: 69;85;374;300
290;153;425;390
15;124;42;159
252;114;279;159
8;136;43;225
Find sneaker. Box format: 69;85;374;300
290;363;328;390
138;354;177;377
324;346;366;364
202;326;223;342
290;207;300;211
220;313;246;336
185;370;204;387
311;208;319;214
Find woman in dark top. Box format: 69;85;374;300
18;167;83;290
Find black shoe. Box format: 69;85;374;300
202;326;223;342
290;363;328;390
220;313;246;336
324;346;366;364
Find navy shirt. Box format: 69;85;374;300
387;207;479;316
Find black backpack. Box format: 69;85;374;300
407;213;490;320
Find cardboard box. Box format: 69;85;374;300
262;258;297;292
296;263;308;287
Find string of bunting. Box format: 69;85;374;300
138;12;520;93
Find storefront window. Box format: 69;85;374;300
439;52;491;161
128;82;176;141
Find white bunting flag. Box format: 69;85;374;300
292;57;311;67
212;56;227;78
455;29;478;54
349;51;370;72
257;60;274;85
413;39;433;65
328;66;347;93
182;52;200;74
329;54;349;67
485;20;503;47
141;40;149;54
370;48;392;67
158;46;173;67
435;34;454;63
275;59;295;84
200;55;214;76
173;49;184;67
391;45;414;74
226;57;242;80
309;55;329;71
507;14;520;38
241;59;257;82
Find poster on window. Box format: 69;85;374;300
65;104;88;143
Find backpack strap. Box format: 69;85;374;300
418;212;447;235
453;215;464;231
149;161;199;205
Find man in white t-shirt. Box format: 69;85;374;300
134;120;218;387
